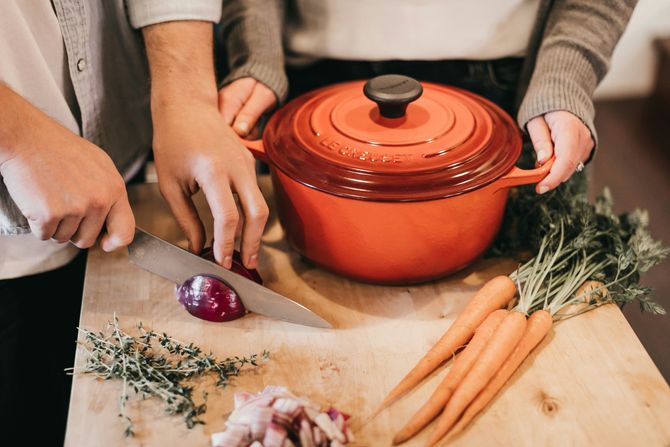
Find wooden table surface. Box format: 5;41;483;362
65;178;670;447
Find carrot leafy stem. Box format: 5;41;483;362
499;181;668;319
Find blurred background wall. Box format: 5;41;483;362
589;0;670;381
596;0;670;98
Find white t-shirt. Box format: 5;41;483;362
0;1;80;279
286;0;541;61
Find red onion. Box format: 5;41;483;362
211;386;354;446
176;249;262;322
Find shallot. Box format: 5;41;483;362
211;386;353;447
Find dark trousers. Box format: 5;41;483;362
0;250;87;445
0;159;145;445
285;57;524;114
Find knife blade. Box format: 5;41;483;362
127;228;331;329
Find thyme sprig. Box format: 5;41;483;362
68;316;269;437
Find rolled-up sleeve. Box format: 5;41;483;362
126;0;222;29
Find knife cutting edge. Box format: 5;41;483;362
127;227;332;329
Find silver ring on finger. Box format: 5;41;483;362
575;161;585;173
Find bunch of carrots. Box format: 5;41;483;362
379;274;553;446
372;186;668;446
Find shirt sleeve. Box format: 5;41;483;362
125;0;222;29
517;0;638;153
219;0;287;104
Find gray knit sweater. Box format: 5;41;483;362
220;0;638;146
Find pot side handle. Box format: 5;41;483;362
240;138;269;164
496;156;555;191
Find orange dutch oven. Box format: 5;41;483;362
243;75;552;284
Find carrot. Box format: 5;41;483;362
392;309;508;445
448;309;553;439
378;276;516;411
426;311;527;447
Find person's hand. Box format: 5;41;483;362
0;110;134;251
527;110;594;194
218;77;276;137
143;22;268;269
151;99;269;270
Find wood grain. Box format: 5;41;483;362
65;178;670;446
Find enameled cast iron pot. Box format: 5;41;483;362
242;75;552;284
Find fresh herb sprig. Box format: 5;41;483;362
68;316;269;437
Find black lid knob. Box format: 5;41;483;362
363;75;423;118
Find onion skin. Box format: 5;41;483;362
200;248;263;285
176;249;263;322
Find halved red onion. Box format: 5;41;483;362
176;249;263;322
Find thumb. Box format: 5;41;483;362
526;116;554;164
218;78;256;126
232;83;276;137
100;196;135;252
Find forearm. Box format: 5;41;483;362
518;0;638;141
141;21;268;268
143;21;219;113
0;84;59;164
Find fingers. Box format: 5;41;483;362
235;210;245;239
218;78;256;126
28;207;82;242
545;111;595;163
536;125;581;194
232;82;276;137
52;214;83;243
527;117;554;164
159;183;206;253
533;111;595;194
200;177;238;269
232;172;269;269
27;213;60;241
100;196;135;252
70;206;108;249
41;194;129;249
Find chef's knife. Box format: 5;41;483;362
127;228;332;329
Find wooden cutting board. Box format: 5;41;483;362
65;178;670;446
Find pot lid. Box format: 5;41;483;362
262;74;522;201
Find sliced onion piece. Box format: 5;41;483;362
212;386;352;446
